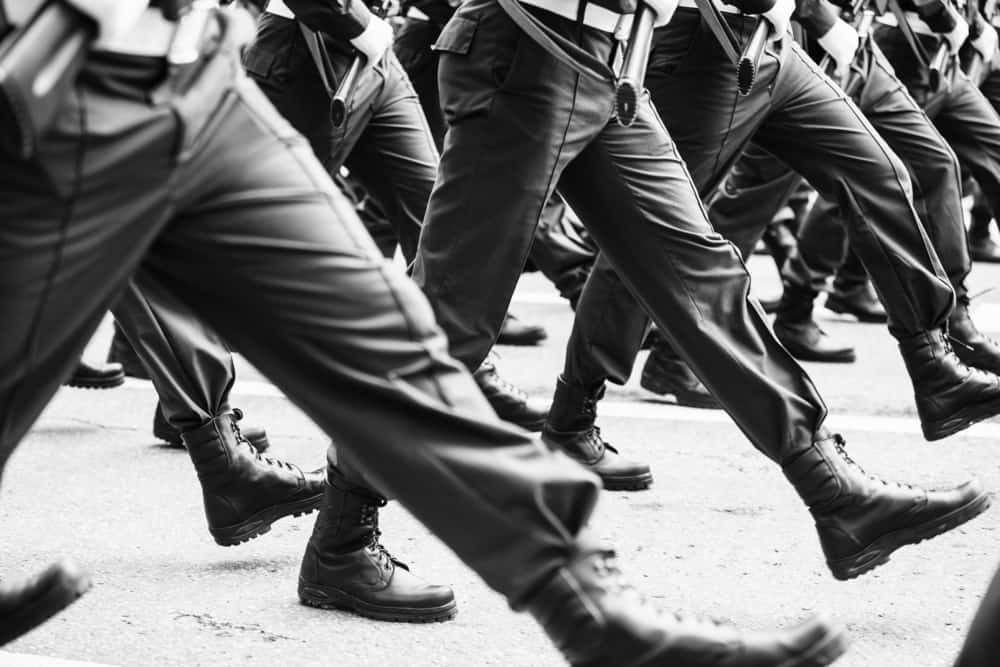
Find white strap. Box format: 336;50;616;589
266;0;296;19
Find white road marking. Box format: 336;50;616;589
969;303;1000;334
0;653;114;666
122;379;1000;439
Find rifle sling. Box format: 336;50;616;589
299;23;336;98
886;0;929;66
495;0;615;83
692;0;741;63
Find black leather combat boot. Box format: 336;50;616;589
474;360;549;431
153;404;270;452
497;312;548;346
948;299;1000;376
825;280;887;324
640;341;720;409
761;216;800;273
106;324;149;380
520;549;849;667
969;233;1000;263
899;329;1000;441
968;211;1000;263
298;467;456;623
0;560;91;646
784;434;991;580
63;360;125;389
182;413;325;546
543;376;652;491
774;286;856;363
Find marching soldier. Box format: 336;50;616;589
0;2;857;663
702;0;1000;367
241;0;551;433
411;0;990;617
241;0;655;489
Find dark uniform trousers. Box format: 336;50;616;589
555;11;953;449
711;37;971;302
876;26;1000;222
393;11;599;302
111;10;441;449
416;0;834;461
971;62;1000;224
0;15;600;603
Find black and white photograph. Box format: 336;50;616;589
3;0;1000;664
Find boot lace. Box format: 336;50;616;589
482;362;528;402
231;410;294;471
950;294;1000;353
580;384;606;421
584;426;617;457
360;497;409;572
830;434;915;491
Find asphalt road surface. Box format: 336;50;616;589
3;254;1000;667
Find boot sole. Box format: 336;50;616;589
507;415;546;432
775;623;850;667
826;490;992;581
824;300;888;324
210;494;323;546
0;565;92;646
298;579;458;623
777;338;856;364
922;394;1000;441
640;376;721;410
63;374;125;390
602;472;654;491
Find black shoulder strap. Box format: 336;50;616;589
298;22;336;97
887;0;930;66
692;0;740;63
494;0;615;83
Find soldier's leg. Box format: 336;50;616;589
148;46;608;628
553;11;990;587
247;15;548;429
167;14;853;662
929;74;1000;227
914;73;1000;374
827;249;886;323
527;195;599;310
969;66;1000;260
111;279;325;546
395;14;591;323
556;83;988;581
741;44;1000;440
0;44;199;639
710;146;859;363
338;52;438;264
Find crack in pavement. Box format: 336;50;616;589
173;612;302;643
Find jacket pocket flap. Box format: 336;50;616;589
432;16;478;54
242;46;276;78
